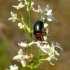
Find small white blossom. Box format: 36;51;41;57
24;0;34;11
46;29;49;34
40;44;50;53
51;42;62;55
48;46;60;56
31;2;34;6
45;9;52;16
7;64;18;70
44;5;49;11
18;41;34;47
8;11;17;22
32;5;42;13
18;42;28;47
24;0;34;6
47;54;57;65
40;16;45;21
43;23;49;35
18;23;22;27
40;14;54;21
46;15;55;21
54;42;62;50
12;2;25;10
43;36;47;41
13;49;30;67
18;23;25;29
18;23;24;28
34;41;49;52
44;23;48;28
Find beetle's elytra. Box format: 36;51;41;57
33;20;43;41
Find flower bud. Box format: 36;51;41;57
18;23;25;29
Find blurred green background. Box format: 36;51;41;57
0;0;70;70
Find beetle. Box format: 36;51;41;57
33;20;43;41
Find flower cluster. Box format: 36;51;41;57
32;5;56;22
7;0;62;70
35;41;62;65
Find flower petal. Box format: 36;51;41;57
18;42;28;47
21;60;26;67
18;49;23;55
44;23;48;28
12;55;22;60
24;55;30;59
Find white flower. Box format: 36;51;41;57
18;23;25;29
43;36;47;41
47;54;57;65
32;5;42;13
18;23;22;27
7;64;18;70
34;41;50;53
13;49;30;67
51;42;62;55
40;44;50;53
24;0;34;11
31;2;34;6
8;11;17;22
46;29;49;34
12;2;25;10
24;0;34;6
18;42;28;47
24;0;28;5
44;5;49;12
46;15;55;21
44;9;55;21
45;9;52;16
44;23;48;28
18;41;34;47
18;23;23;27
48;46;60;56
55;42;62;50
40;14;54;21
43;23;49;35
40;16;45;21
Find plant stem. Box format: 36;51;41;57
29;0;33;54
20;10;29;31
38;49;41;59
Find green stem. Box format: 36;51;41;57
40;58;47;61
20;10;29;31
38;49;41;59
22;20;29;31
29;0;33;54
